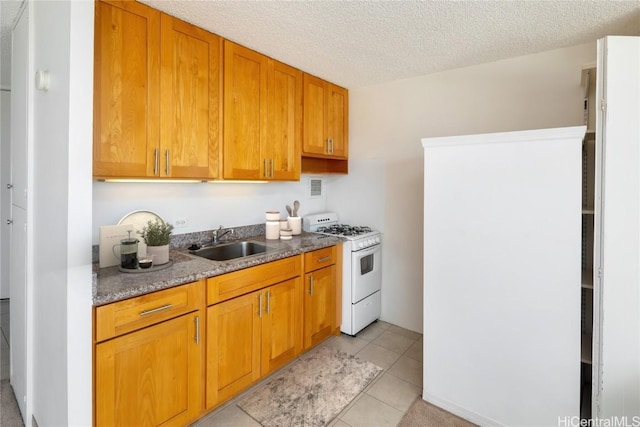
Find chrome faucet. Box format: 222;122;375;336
212;225;234;244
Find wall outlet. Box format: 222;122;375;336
174;218;188;228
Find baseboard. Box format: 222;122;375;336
422;392;506;427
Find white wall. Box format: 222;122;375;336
32;0;93;426
343;42;596;332
92;176;328;243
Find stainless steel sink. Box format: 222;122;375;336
189;241;267;261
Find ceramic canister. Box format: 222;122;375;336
266;221;280;240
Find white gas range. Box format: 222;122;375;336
304;213;382;336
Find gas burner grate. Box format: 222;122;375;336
317;224;373;236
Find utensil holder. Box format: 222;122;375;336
288;216;302;235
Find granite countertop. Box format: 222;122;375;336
93;231;342;306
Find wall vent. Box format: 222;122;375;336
309;178;323;198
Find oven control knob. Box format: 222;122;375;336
358;242;364;248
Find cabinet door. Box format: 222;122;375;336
160;14;222;179
261;278;303;375
93;0;160;178
266;60;302;180
302;73;327;156
326;83;348;158
206;291;261;409
95;312;202;427
304;266;335;349
223;41;268;179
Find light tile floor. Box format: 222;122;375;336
193;321;423;427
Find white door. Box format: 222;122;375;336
0;90;10;299
10;3;30;422
593;35;640;419
9;205;27;419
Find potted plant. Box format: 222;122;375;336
139;219;174;265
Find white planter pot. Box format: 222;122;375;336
146;244;169;265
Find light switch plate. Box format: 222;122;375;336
99;224;135;268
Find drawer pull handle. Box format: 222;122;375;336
317;256;332;263
194;315;200;344
139;304;173;317
258;293;263;318
266;291;271;314
154;149;159;176
309;276;314;296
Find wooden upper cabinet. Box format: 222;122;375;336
93;1;221;180
160;14;222;179
266;60;302;180
325;83;348;158
223;41;301;180
93;0;160;178
302;73;348;159
223;41;268;180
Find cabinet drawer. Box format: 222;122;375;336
207;256;302;305
95;280;204;342
304;246;337;273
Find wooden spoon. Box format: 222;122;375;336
286;205;293;217
293;200;300;217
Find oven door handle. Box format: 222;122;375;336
353;243;381;258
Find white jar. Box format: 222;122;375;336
279;219;289;230
265;211;280;221
265;221;280;240
288;216;302;235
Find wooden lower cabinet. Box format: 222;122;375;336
206;277;302;409
94;248;339;424
261;278;303;374
95;311;203;427
303;265;336;349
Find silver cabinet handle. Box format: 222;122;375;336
270;159;274;178
139;303;173;316
258;293;263;318
194;315;200;344
266;291;271;314
154;149;159;175
309;276;314;296
317;256;332;263
326;139;330;154
6;184;13;189
165;150;170;176
264;159;268;178
329;138;334;154
7;219;13;225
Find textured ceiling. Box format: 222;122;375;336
140;0;640;88
0;1;639;89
